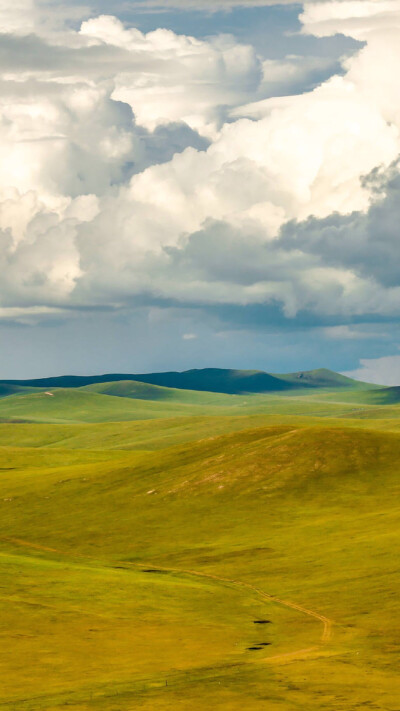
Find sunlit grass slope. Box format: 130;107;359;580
80;379;246;404
1;410;400;454
0;383;398;423
0;393;400;710
335;385;400;405
0;387;241;423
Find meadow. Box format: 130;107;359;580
0;370;399;710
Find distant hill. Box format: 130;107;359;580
123;369;292;394
122;368;375;394
81;380;256;406
0;388;229;424
81;380;212;401
0;384;44;399
276;368;374;390
0;385;268;424
0;367;375;395
355;386;400;405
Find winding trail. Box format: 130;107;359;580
135;561;333;663
3;536;333;664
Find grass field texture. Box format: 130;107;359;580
0;377;399;709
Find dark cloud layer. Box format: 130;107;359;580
280;168;400;288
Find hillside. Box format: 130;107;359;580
276;367;375;390
361;386;400;405
0;368;289;393
0;368;399;710
0;388;243;424
0;384;43;398
123;368;294;394
0;419;400;709
80;379;239;404
0;384;395;424
0;367;375;395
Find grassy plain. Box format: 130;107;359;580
0;381;399;424
0;384;399;709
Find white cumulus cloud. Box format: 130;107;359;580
0;0;399;332
344;355;400;386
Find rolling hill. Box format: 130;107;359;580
0;384;44;399
1;419;400;709
0;366;376;395
79;379;240;403
360;385;400;405
0;387;245;424
276;367;374;390
0;367;399;710
0;382;395;424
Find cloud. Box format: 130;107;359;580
0;0;93;34
117;0;371;11
344;354;400;386
0;0;400;339
300;0;400;41
323;325;386;340
280;165;400;289
79;15;263;137
104;0;336;11
0;0;35;34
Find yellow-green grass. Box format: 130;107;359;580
0;407;400;709
79;379;241;403
0;388;237;424
2;408;400;454
2;385;400;424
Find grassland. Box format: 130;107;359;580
0;379;399;709
0;381;398;424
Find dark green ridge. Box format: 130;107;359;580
0;384;45;399
276;368;375;390
358;386;400;405
0;367;377;395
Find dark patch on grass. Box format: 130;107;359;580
247;647;263;651
253;620;271;624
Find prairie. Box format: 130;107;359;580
0;374;399;709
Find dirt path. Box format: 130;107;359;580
2;537;65;555
133;563;333;663
3;536;333;664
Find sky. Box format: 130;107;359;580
1;0;400;383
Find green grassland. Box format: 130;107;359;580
0;380;397;425
0;376;399;709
